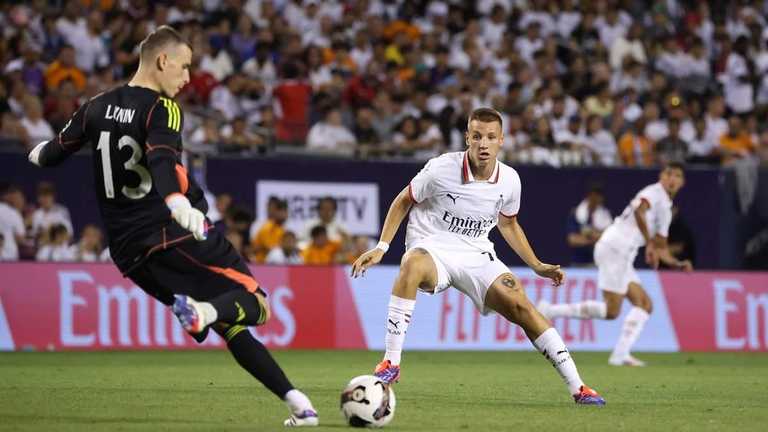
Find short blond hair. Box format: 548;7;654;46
138;25;191;60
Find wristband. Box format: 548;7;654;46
375;241;389;253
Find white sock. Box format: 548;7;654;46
533;328;584;395
197;301;218;326
284;389;314;414
383;295;416;366
611;307;649;360
547;300;607;319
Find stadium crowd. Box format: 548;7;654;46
3;0;768;264
1;0;768;166
0;179;369;265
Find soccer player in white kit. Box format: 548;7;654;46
351;108;605;405
538;163;692;366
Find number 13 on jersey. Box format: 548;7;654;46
97;130;152;200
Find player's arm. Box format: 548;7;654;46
653;235;693;271
633;199;660;268
351;186;412;277
497;215;564;287
145;98;205;240
28;102;91;167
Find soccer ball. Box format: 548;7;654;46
340;375;396;428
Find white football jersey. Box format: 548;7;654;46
405;152;521;252
598;182;673;254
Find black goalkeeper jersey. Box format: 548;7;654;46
38;84;207;274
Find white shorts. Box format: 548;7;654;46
594;240;640;295
408;238;512;315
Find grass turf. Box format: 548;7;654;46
1;350;766;431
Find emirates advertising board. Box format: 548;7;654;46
0;263;766;352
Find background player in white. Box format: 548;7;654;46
352;108;605;405
538;163;692;366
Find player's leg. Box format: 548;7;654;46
166;233;273;332
212;323;318;427
609;281;652;367
538;242;622;321
484;273;605;405
375;248;439;383
145;232;319;425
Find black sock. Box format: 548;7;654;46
208;290;267;325
216;326;294;398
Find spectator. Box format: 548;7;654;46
273;61;312;145
705;95;728;154
0;185;26;261
44;79;80;132
584;114;618;166
609;23;646;70
0;112;29;149
300;196;348;246
618;118;654;166
70;224;104;262
19;96;54;150
188;117;222;156
66;10;109;73
353;107;383;157
210;74;245;122
266;230;303;265
687;117;720;164
584;84;614;118
722;36;755;115
198;28;234;81
566;184;612;266
219;117;265;155
301;225;341;265
31;182;73;239
36;223;74;261
719;115;755;165
43;45;86;92
248;196;288;263
4;41;46;96
656;118;689;164
306;108;357;156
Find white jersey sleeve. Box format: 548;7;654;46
638;184;672;238
654;201;672;238
409;158;438;203
499;170;521;217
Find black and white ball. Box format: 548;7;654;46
340;375;396;428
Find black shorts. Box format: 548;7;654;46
127;228;262;306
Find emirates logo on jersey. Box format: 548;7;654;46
442;211;495;238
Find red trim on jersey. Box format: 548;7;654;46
146;143;179;154
145;99;161;130
408;183;421;204
499;211;517;218
144;231;194;257
461;152;470;183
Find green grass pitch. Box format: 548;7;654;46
1;350;766;431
